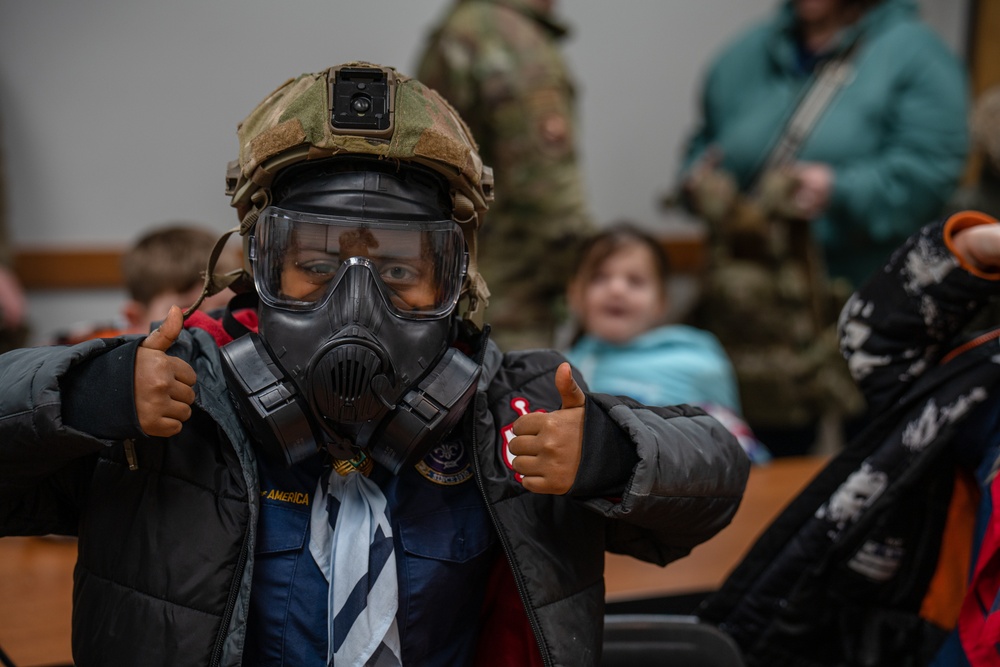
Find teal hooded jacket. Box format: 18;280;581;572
681;0;969;286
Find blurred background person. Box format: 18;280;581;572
0;112;27;353
680;0;969;289
564;223;769;463
416;0;595;351
674;0;969;456
119;223;239;334
49;223;240;344
943;85;1000;335
946;84;1000;219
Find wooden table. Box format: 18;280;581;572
605;455;828;601
0;535;75;667
0;455;828;666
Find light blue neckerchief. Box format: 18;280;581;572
309;468;402;667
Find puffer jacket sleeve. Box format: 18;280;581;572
0;337;139;535
583;393;749;566
839;215;1000;412
827;25;969;245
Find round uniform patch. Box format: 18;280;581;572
538;112;568;146
415;440;473;485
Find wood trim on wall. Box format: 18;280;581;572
12;236;708;290
14;248;125;290
970;0;1000;96
658;235;707;275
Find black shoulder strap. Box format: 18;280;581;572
222;291;259;341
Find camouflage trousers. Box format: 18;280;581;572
477;226;583;352
694;255;865;431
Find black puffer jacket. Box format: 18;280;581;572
699;216;1000;666
0;325;748;667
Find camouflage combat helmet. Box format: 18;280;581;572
219;61;494;318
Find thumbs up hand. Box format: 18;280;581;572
508;362;586;495
134;306;197;437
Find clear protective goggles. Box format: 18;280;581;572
252;206;467;319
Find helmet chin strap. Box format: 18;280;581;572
451;190;490;320
182;225;254;320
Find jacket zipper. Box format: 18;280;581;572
209;508;250;667
209;411;254;667
468;330;552;667
939;326;1000;365
123;439;138;471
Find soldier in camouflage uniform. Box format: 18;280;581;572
416;0;595;350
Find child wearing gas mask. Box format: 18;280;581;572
0;63;749;667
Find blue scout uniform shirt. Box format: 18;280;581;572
243;436;497;666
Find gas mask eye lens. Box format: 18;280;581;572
381;263;417;283
255;206;465;317
298;258;340;281
375;254;445;313
280;248;342;301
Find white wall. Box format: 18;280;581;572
0;0;969;341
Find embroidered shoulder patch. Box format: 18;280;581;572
415;440;473;485
500;397;546;482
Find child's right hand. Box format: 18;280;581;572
135;305;197;437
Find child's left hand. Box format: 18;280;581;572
508;362;585;495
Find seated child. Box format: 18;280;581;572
564;223;768;462
50;223;240;343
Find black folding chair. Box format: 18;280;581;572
602;614;745;667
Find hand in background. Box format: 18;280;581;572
681;147;724;200
0;266;26;328
792;161;834;220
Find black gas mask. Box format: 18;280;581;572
220;160;481;474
